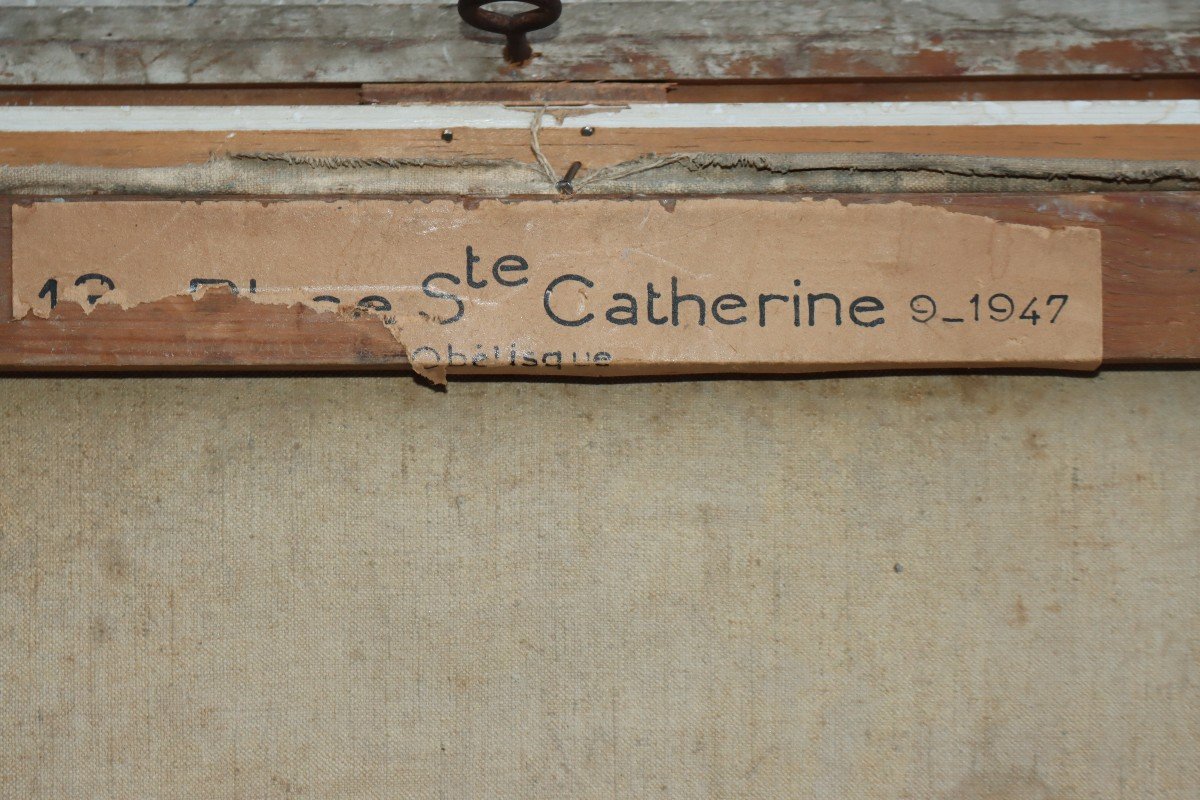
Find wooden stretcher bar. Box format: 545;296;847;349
0;102;1197;372
2;0;1197;85
2;77;1199;109
2;102;1200;172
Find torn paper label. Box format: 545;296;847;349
10;198;1103;375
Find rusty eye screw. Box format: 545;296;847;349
457;0;562;64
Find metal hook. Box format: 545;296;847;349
457;0;562;64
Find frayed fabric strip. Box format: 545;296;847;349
3;152;1200;197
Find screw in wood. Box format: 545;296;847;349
556;161;583;194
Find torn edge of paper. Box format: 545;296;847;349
8;197;1105;382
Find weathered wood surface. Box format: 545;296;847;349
0;194;1196;370
4;127;1200;175
1;78;1198;108
657;78;1200;104
2;1;1198;85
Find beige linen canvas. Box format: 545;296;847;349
1;372;1197;798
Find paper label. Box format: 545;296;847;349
11;198;1103;375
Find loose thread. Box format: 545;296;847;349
528;108;560;187
574;154;691;189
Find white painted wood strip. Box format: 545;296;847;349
1;102;1199;133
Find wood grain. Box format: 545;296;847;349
4;127;1200;174
0;194;1195;370
2;78;1198;108
659;77;1200;104
2;1;1197;84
